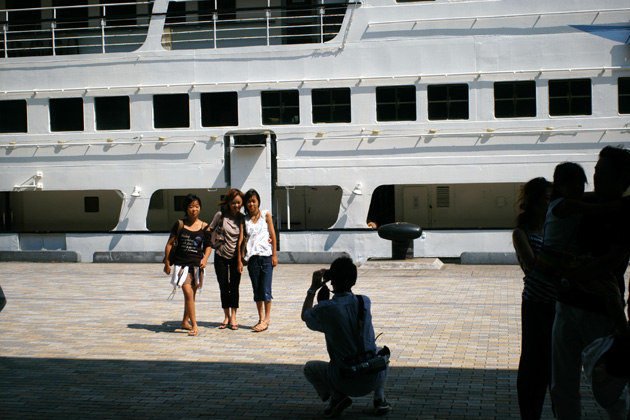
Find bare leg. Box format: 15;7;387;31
263;301;272;325
230;308;238;329
181;289;193;330
181;300;192;330
182;282;197;335
253;301;271;331
221;308;230;327
255;301;264;324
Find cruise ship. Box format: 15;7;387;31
0;0;629;263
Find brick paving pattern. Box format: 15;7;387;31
0;262;623;419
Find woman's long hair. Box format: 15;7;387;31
218;188;244;213
515;177;552;227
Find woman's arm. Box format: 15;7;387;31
163;234;176;275
237;217;244;274
512;228;536;271
208;211;221;231
266;211;278;267
200;223;211;269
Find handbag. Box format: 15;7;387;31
167;219;184;265
339;295;390;379
209;212;225;250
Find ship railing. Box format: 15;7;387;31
0;2;152;58
1;2;354;58
162;4;349;50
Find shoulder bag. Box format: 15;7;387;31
209;212;225;250
167;219;184;265
339;295;390;379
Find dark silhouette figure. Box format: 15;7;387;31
551;146;630;420
512;177;555;420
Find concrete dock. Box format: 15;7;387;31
0;262;620;419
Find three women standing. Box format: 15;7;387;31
241;189;278;332
163;194;212;337
164;188;277;334
209;189;245;330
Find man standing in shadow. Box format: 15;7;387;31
551;145;630;419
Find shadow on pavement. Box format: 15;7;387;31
0;356;522;419
127;321;229;333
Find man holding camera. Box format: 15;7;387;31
301;257;391;418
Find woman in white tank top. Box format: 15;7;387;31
242;189;278;332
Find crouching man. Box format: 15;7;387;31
301;256;392;418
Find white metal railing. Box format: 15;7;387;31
161;4;349;50
368;7;630;27
0;2;152;57
0;2;353;58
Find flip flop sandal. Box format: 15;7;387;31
253;320;269;332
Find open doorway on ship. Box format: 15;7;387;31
367;183;523;229
146;188;231;232
0;192;11;232
367;185;395;229
1;190;122;232
274;186;342;231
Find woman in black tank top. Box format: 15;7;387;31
163;194;212;336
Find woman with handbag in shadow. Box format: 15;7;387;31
209;188;245;330
163;194;212;336
242;189;278;332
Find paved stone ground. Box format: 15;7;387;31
0;262;624;419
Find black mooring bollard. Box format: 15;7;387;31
377;223;422;260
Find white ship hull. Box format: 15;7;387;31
1;0;629;262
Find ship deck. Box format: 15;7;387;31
0;262;622;419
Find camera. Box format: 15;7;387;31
340;346;390;379
323;269;332;282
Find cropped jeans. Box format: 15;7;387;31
247;255;273;302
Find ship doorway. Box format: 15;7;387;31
0;192;11;232
224;130;277;229
402;186;430;229
367;185;395;229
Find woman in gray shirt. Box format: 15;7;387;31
209;188;245;330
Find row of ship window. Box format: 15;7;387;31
1;78;629;134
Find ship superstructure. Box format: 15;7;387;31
1;0;629;262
